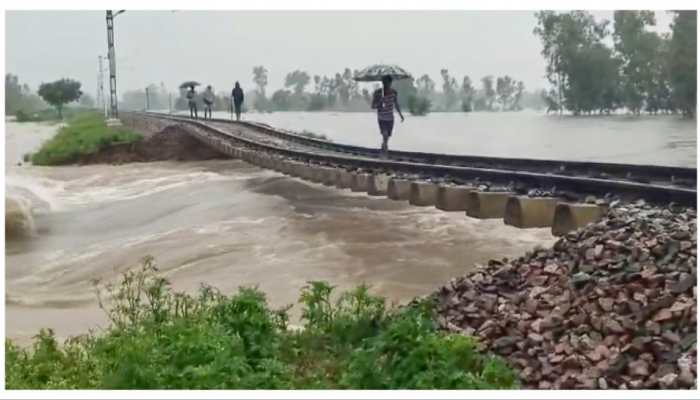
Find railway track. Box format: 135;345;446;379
137;112;697;207
148;112;696;187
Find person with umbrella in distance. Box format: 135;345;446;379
355;65;409;157
203;85;215;120
231;82;244;121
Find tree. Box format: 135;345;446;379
481;76;496;111
496;75;516;110
408;95;431;116
613;11;659;114
541;89;561;114
38;78;82;119
5;74;22;114
361;88;372;104
284;70;310;95
669;10;697;117
513;81;526;111
271;89;292;111
252;66;269;97
647;33;674;114
416;74;436;98
534;11;620;115
564;42;621;114
461;76;476;112
440;69;458;111
393;78;418;110
335;73;349;105
343;68;359;101
5;74;45;115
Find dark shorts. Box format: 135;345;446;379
378;119;394;136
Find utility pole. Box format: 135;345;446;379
97;55;106;117
106;10;124;119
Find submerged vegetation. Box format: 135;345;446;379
534;10;696;116
30;112;142;166
6;257;518;389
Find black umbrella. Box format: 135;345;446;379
179;81;201;89
353;64;412;82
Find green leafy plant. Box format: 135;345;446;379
6;257;519;389
30;112;142;166
37;78;83;119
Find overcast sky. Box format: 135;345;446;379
5;10;674;98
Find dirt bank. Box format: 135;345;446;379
78;124;227;165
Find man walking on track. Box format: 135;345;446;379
231;82;244;121
371;75;404;157
186;85;198;119
203;85;215;120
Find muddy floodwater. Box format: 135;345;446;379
193;110;697;167
5;121;557;343
6;110;696;342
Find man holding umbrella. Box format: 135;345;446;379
372;75;405;156
355;65;409;157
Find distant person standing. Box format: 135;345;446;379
231;82;244;121
186;85;198;119
371;75;404;156
203;85;215;120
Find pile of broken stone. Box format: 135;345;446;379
436;200;697;389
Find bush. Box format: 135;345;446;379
6;257;519;389
408;95;431;116
30;112;142;166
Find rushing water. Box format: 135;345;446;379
193;110;697;167
5;120;558;343
4;112;697;342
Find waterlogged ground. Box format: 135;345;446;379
191;110;697;167
5;121;555;343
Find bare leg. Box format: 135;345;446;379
381;133;389;157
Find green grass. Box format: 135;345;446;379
15;107;93;123
5;257;518;389
30;112;142;166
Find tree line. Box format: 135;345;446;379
534;10;696;116
7;10;694;120
158;66;541;116
6;74;94;120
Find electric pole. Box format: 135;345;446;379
97;55;106;117
106;10;124;119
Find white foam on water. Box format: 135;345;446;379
192;217;269;235
6;172;67;212
57;171;236;206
